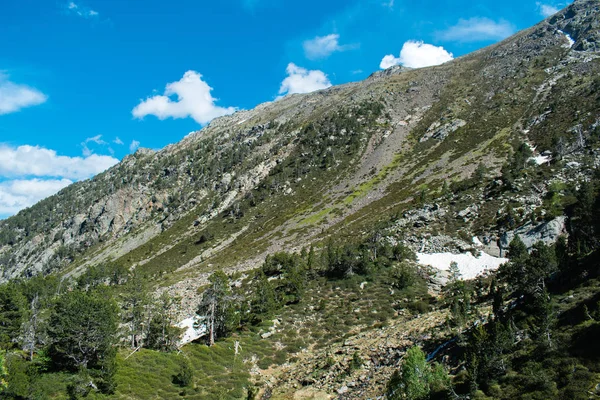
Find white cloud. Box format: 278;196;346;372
132;71;237;125
380;41;454;69
537;2;560;17
66;1;99;18
0;144;118;180
278;63;332;97
0;73;47;115
129;140;140;153
113;137;124;145
0;178;73;216
437;17;515;43
0;144;119;217
81;134;107;156
380;55;401;69
303;34;355;60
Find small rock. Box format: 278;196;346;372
337;386;349;394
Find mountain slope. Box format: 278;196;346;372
1;1;600;399
0;0;599;305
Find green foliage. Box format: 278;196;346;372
76;262;128;288
197;271;239;345
387;346;449;400
145;293;183;352
567;178;600;256
390;262;418;290
121;274;151;349
0;283;26;349
465;321;513;392
48;289;119;373
500;142;533;189
499;238;557;298
392;243;417;263
0;352;6;394
350;351;363;370
5;352;31;398
248;270;279;323
172;355;194;387
458;172;600;397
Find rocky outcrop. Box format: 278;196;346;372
499;216;567;254
420;119;466;142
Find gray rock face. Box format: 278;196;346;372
549;0;600;52
420;119;466;142
499;216;567;253
396;204;447;228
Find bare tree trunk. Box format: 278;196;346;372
24;295;39;360
209;302;215;346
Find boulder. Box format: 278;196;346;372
499;216;567;253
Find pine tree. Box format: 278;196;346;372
196;271;238;346
251;270;279;321
121;274;150;349
532;288;555;349
145;293;183;352
48;289;118;372
0;283;26;349
387;346;449;400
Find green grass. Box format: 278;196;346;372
300;207;334;225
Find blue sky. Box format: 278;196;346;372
0;0;569;217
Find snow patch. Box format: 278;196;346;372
526;143;551;165
417;251;508;280
531;154;551;165
177;315;207;346
558;30;575;48
472;236;483;247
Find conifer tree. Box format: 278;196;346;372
196;271;238;346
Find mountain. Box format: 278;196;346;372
0;1;600;398
1;0;596;285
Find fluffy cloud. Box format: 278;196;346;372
380;41;454;69
303;34;355;60
0;144;119;217
0;144;118;180
66;2;99;18
113;137;124;145
537;2;560;17
437;17;515;43
380;55;401;69
278;63;332;97
132;70;237;125
0;178;73;216
0;73;47;115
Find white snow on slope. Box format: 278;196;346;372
177;315;207;346
532;154;551;165
417;251;508;280
558;30;575;48
526;143;551;165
